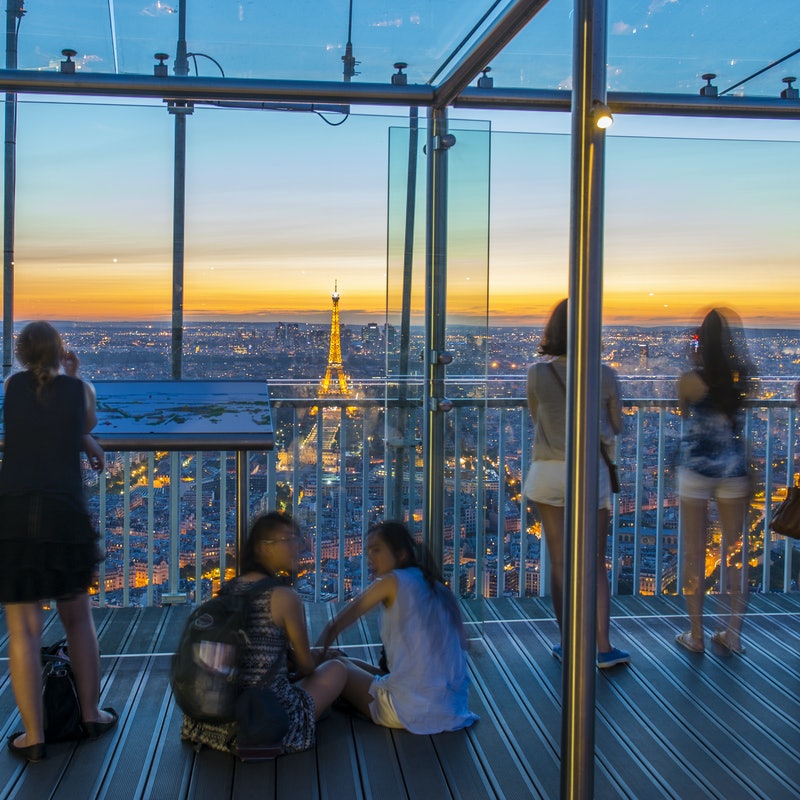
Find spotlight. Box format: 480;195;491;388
477;67;493;89
154;53;169;77
592;101;613;129
780;76;798;99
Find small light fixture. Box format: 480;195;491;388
780;76;798;99
477;66;493;89
592;101;613;129
60;48;77;74
700;73;718;97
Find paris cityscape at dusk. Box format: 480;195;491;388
22;312;797;608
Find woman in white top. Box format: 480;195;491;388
317;521;478;734
523;298;629;668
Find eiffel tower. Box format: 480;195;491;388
319;281;351;398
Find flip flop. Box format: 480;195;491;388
675;631;705;653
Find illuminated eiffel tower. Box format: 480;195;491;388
319;281;351;399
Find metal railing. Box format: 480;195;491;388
88;395;800;607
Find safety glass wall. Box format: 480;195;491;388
387;119;490;617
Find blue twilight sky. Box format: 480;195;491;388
4;1;800;328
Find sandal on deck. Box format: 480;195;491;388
675;632;705;653
711;630;746;655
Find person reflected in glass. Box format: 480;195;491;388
522;298;630;668
675;308;754;655
181;512;347;756
315;521;478;733
0;322;114;763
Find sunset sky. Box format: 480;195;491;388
5;1;800;330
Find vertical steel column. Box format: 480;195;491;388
391;106;419;520
194;451;202;600
3;0;21;377
170;0;190;379
563;1;608;797
423;106;449;565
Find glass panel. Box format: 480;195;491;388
9;98;173;378
490;0;800;97
387;115;489;641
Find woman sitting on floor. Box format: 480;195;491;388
316;521;478;734
181;512;346;756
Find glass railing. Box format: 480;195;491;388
87;392;800;607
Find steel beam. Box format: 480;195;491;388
433;0;551;108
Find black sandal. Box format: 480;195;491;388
83;707;119;740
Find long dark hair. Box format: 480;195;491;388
538;298;568;357
369;521;467;647
16;321;63;400
695;308;752;419
239;511;300;575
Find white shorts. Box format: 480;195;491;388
368;682;404;729
523;459;612;510
678;467;751;501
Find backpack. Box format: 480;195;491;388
170;576;280;724
41;640;84;742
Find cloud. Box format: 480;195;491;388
611;21;632;35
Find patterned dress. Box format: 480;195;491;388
180;583;316;755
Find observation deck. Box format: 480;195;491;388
1;593;798;799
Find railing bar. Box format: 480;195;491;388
361;412;370;594
123;451;131;608
497;408;506;599
338;406;347;603
315;409;323;603
98;457;107;608
147;452;154;607
195;451;202;602
219;450;227;588
518;407;528;599
654;407;666;596
476;404;487;599
610;432;619;596
453;408;463;595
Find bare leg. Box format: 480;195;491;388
596;508;612;653
535;502;565;636
297;659;347;720
717;495;749;647
336;659;379;719
680;497;708;642
4;602;44;747
56;593;113;725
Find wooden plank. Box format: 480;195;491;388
232;758;277;800
316;710;363;800
187;748;235;800
350;716;408;800
430;729;498;800
275;747;318;797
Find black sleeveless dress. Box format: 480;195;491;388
0;371;98;602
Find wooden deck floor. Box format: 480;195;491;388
1;593;798;800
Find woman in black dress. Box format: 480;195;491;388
0;321;115;762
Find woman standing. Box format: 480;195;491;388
0;321;114;762
523;298;629;668
675;308;753;655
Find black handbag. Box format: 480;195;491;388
770;486;800;539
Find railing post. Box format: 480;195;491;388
236;450;248;575
423;105;449;569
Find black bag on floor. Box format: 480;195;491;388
41;640;84;742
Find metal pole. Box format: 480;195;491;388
423;106;449;566
171;0;190;379
391;105;419;521
562;1;607;798
3;0;22;377
235;449;248;574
